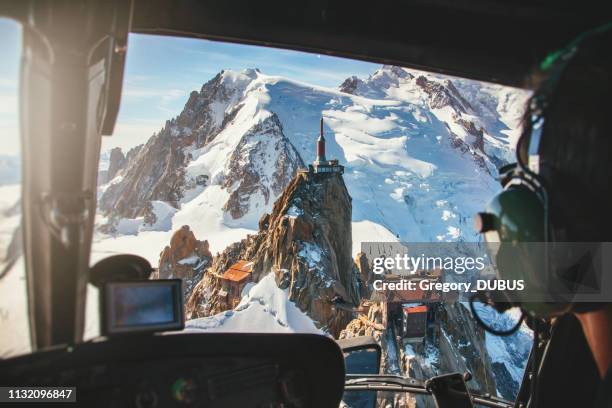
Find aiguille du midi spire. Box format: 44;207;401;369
304;117;344;176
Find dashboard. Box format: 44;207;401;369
0;333;345;408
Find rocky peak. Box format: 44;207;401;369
175;70;256;147
455;116;485;152
124;144;142;162
339;65;415;99
339;76;365;94
157;225;212;298
415;75;471;113
414;75;490;163
98;146;136;185
354;252;372;298
99;69;284;223
379;65;412;79
99;124;189;219
443;79;474;112
106;147;126;181
264;171;358;306
222;113;304;221
187;170;360;337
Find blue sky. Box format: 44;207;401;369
0;19;21;156
0;18;380;155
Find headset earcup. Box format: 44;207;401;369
482;180;571;316
486;183;545;242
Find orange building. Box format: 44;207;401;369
402;305;429;342
218;260;254;308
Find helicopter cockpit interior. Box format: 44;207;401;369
0;1;611;407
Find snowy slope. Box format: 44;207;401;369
0;258;29;358
0;184;20;261
0;183;27;358
254;68;520;247
186;272;323;334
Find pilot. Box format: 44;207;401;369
477;25;612;407
548;28;612;406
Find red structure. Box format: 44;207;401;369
218;260;254;308
316;117;326;163
307;117;343;175
402;305;429;342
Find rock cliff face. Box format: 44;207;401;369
106;147;127;181
98;69;303;231
414;75;487;164
187;171;360;337
339;301;386;342
98;145;139;185
338;76;363;94
354;252;372;298
436;303;498;394
99;121;191;219
414;75;473;113
394;303;501;407
222;113;303;220
156;225;212;299
265;171;360;335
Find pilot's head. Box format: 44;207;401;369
475;24;612;317
521;27;612;244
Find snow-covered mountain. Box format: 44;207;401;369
96;65;528;256
340;66;525;166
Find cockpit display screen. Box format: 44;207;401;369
103;280;184;335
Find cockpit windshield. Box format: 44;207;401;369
0;26;533;403
0;17;27;358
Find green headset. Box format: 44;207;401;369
474;22;612;318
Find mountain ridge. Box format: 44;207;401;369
96;65;527;251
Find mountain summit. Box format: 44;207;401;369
187;167;359;337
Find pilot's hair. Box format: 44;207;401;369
525;30;612;242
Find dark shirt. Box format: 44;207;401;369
594;368;612;408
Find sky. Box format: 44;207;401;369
0;19;21;156
0;18;380;156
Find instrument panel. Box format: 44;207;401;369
0;333;345;408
